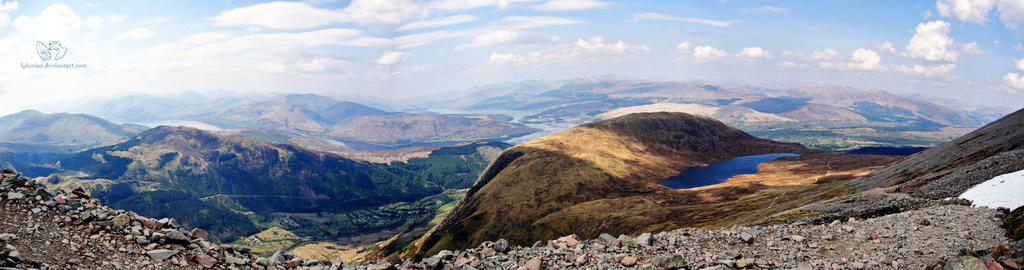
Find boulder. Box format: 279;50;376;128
653;255;686;269
634;232;652;247
146;249;179;261
943;256;987;270
493;238;509;253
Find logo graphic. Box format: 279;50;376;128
36;41;68;62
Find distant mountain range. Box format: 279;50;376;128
424;79;1009;150
0;110;142;152
201;94;538;150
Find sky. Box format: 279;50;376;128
1;0;1023;115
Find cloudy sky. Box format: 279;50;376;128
1;0;1023;115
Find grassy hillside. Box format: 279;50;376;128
409;112;898;256
49;126;510;241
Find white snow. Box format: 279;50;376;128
958;168;1024;209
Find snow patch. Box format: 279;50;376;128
958;168;1024;209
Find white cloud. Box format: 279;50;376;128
427;0;539;11
341;0;427;27
1015;58;1024;71
246;26;262;33
501;16;583;29
735;47;773;59
209;0;428;29
933;0;1024;30
457;30;556;48
693;45;728;60
531;0;614;11
777;61;809;68
487;52;526;66
630;12;738;27
937;0;995;24
487;36;648;66
209;1;344;29
11;3;81;40
0;0;16;27
962;42;982;55
903;20;959;62
180;32;236;44
85;14;125;28
376;51;406;66
880;41;896;54
113;28;154;41
397;14;477;31
898;63;957;76
820;48;885;71
741;6;787;14
1003;72;1024;91
997;0;1024;29
810;48;840;60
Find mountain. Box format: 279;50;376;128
850;107;1024;197
0;110;141;150
203;94;538;149
780;87;980;127
431;79;992;150
86;92;257;123
41;126;509;241
409;112;899;255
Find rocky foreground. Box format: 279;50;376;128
2;167;1023;270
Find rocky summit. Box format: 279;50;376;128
0;170;335;269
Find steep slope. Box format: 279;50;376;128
411;112;898;255
0;110;141;148
850;107;1024;197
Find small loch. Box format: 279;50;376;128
660;153;799;189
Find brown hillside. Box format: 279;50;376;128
410;112;897;256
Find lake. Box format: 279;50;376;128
660;153;799;189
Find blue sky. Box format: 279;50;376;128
1;0;1023;115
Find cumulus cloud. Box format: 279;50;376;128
937;0;995;24
0;0;16;27
11;3;81;40
1004;72;1024;91
934;0;1024;30
820;48;885;71
735;47;773;59
898;63;957;76
630;12;739;27
903;20;959;62
741;6;787;14
86;14;126;28
962;42;982;55
487;36;648;66
376;51;406;66
531;0;614;11
113;28;154;41
397;14;477;31
427;0;540;11
810;48;840;60
880;41;896;54
676;42;726;61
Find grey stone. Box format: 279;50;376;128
739;232;754;243
652;255;685;269
634;232;652;247
5;192;24;200
165;230;190;243
146;249;179;261
0;233;15;242
494;238;509;253
422;257;442;270
942;256;987;270
598;233;617;243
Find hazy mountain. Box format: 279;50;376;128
0;110;142;149
204;94;538;149
409;112;897;255
87;92;257;123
